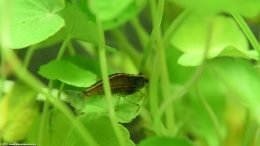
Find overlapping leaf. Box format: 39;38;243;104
38;60;97;87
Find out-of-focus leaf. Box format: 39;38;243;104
170;0;260;18
138;136;194;146
48;110;73;146
38;60;97;87
171;14;252;66
166;45;196;84
8;0;65;49
64;114;135;146
60;3;98;44
88;0;147;30
174;68;227;146
0;82;38;142
208;58;260;123
88;0;134;21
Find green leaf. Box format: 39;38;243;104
9;0;65;49
49;110;73;146
171;0;260;17
208;58;260;124
166;46;196;84
138;136;194;146
0;82;38;142
85;93;143;123
25;113;41;144
36;27;66;48
60;3;98;43
88;0;134;21
88;0;147;30
65;91;144;123
64;114;135;146
38;60;97;87
64;56;101;77
171;14;252;66
174;68;227;146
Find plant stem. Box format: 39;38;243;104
255;127;260;146
96;19;126;146
241;112;258;146
242;122;258;146
38;34;70;146
111;29;141;67
155;64;205;129
68;41;76;56
38;82;52;146
2;48;99;146
138;0;158;73
148;54;161;133
0;0;11;100
196;88;223;143
57;83;65;99
23;45;37;67
231;12;260;59
0;52;4;98
130;17;149;49
56;35;70;60
152;0;176;135
163;10;190;47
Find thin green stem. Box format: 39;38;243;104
56;35;70;60
231;12;260;58
96;19;126;146
155;64;205;128
196;88;223;143
242;122;258;146
68;41;76;56
111;29;141;67
155;16;214;134
148;55;160;132
1;1;98;145
158;39;175;135
0;0;11;100
57;83;65;99
0;49;6;99
23;45;37;68
130;17;149;49
38;35;70;145
2;49;99;146
255;127;260;146
149;0;157;26
38;82;52;146
163;10;190;47
155;10;175;135
152;0;176;135
138;0;160;73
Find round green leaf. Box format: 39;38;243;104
38;60;97;87
9;0;65;49
88;0;147;30
171;14;251;66
60;3;98;44
83;93;144;123
65;91;144;123
65;114;135;146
